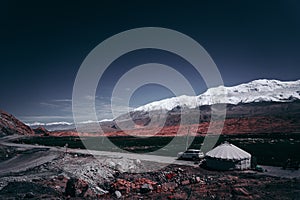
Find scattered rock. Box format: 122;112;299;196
95;186;108;194
181;180;190;186
116;163;125;173
177;168;184;172
134;159;141;166
57;174;64;181
140;183;153;193
115;190;122;198
195;177;201;183
24;192;34;198
65;178;77;197
161;182;178;192
76;179;89;197
165;172;176;180
232;187;250;196
107;161;116;169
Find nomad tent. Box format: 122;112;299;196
205;142;251;170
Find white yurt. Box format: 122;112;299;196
205;142;251;170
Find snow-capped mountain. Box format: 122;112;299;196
25;79;300;132
26;119;113;131
135;79;300;112
26;121;75;131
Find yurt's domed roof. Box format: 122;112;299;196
206;142;251;160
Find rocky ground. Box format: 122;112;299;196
0;146;299;200
1;104;300;199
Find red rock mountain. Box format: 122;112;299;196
0;110;34;136
33;126;49;136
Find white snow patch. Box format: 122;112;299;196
135;79;300;112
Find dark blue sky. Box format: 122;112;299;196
1;0;300;123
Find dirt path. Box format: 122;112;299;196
2;135;299;179
259;165;300;179
0;135;196;173
0;149;58;176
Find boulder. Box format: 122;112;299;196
115;190;122;198
181;180;190;186
65;178;77;197
140;183;153;193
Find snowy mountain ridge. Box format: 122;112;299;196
134;79;300;112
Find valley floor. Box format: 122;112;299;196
0;135;299;199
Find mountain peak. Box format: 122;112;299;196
134;79;300;112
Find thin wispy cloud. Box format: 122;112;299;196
85;95;98;101
52;99;72;102
40;102;60;108
20;115;74;123
32;96;133;124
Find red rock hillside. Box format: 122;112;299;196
0;110;34;137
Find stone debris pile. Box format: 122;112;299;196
102;166;209;199
111;178;157;194
1;151;299;199
97;165;286;199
